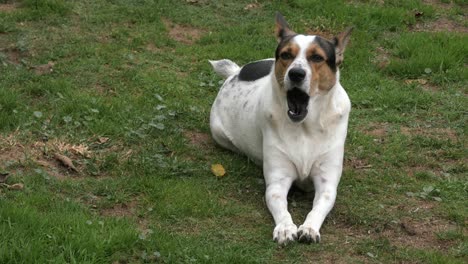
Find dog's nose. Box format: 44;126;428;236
288;68;306;82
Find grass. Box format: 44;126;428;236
0;0;466;263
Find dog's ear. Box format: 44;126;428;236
333;27;353;66
275;12;295;43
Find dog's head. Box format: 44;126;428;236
274;12;352;123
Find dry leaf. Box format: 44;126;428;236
244;3;260;10
405;79;428;85
8;183;24;190
0;172;9;183
54;153;78;172
211;164;226;177
97;137;110;144
70;144;90;157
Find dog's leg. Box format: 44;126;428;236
297;165;342;243
264;160;298;245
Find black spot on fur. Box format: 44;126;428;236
314;36;336;72
238;60;274;82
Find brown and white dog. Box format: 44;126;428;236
209;13;352;245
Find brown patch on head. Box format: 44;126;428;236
306;43;337;93
162;18;204;45
274;42;299;87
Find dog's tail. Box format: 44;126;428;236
209;59;240;79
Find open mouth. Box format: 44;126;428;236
287;88;310;122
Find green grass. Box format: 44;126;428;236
0;0;466;263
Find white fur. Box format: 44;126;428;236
209;35;351;245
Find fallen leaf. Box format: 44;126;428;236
97;137;109;144
0;172;9;183
70;144;90;157
54;153;78;172
417;79;428;85
211;164;226;177
8;183;24;190
244;3;260;10
405;79;428;85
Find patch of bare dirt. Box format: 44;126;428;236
405;78;440;92
162;18;205;45
32;61;55;75
145;43;162;53
1;48;21;65
0;135;89;179
373;46;392;70
405;165;436;177
400;126;458;141
100;200;139;218
0;133;132;180
183;130;214;148
363;122;389;137
410;17;468;34
94;83;117;96
382;216;458;250
345;156;372;169
367;127;387;137
411;0;467;33
0;3;18;13
423;0;456;10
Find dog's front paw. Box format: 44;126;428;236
297;225;321;244
273;223;297;245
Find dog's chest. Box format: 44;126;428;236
283;127;331;179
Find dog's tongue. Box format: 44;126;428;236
287;88;310;122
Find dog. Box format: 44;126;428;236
209;12;352;245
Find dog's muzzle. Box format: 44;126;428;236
287;88;310;122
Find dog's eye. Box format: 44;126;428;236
280;52;294;60
310;54;324;62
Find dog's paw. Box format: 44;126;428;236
273;223;297;245
297;225;321;244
